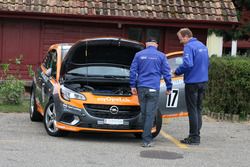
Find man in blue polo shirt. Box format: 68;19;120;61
174;28;209;145
130;37;172;147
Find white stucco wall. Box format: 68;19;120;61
206;32;223;57
231;40;237;56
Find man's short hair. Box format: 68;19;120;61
177;28;193;38
146;37;158;44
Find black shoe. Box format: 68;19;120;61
141;142;154;147
180;137;200;145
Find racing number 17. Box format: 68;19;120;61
166;89;179;108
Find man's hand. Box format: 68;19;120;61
131;88;137;95
172;70;177;77
166;90;171;95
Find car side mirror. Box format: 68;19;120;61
45;68;52;77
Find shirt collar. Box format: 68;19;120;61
188;37;197;43
184;37;197;46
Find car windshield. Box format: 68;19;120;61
67;65;130;77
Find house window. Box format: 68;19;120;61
127;28;143;42
146;29;161;44
126;27;163;50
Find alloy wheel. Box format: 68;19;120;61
45;103;58;133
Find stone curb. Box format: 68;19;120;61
205;111;250;122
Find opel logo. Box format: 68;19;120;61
109;106;119;114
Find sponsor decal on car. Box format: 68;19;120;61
166;89;179;108
97;97;131;103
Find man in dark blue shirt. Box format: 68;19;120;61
130;37;172;147
174;28;209;145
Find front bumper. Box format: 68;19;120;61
55;122;152;133
54;95;145;133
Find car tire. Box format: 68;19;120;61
29;88;42;122
43;100;68;137
134;110;162;139
152;110;162;138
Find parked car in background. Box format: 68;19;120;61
29;37;187;138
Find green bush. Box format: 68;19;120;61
205;57;250;119
0;75;25;104
27;65;35;78
0;55;26;105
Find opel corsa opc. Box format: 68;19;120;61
29;38;187;137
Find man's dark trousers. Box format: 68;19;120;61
138;87;159;144
185;83;206;141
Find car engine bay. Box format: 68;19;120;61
63;80;132;96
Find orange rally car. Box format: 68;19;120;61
29;37;187;138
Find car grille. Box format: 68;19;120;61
84;104;140;119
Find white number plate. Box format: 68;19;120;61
166;89;179;108
104;119;124;125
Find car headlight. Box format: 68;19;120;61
60;85;86;101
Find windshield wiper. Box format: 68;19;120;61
65;73;87;77
103;75;129;79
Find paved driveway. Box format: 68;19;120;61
0;113;249;167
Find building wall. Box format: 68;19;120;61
40;21;123;62
0;19;124;79
0;20;2;68
164;27;208;53
0;18;208;80
0;19;40;79
164;28;181;53
207;32;223;57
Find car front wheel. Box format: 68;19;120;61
44;100;68;137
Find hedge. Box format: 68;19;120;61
205;57;250;120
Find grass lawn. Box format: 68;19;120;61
0;99;29;113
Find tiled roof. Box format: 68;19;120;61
0;0;238;22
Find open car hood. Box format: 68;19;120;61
60;38;144;75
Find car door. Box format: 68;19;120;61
35;50;57;110
158;51;188;117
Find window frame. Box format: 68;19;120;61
126;26;164;51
